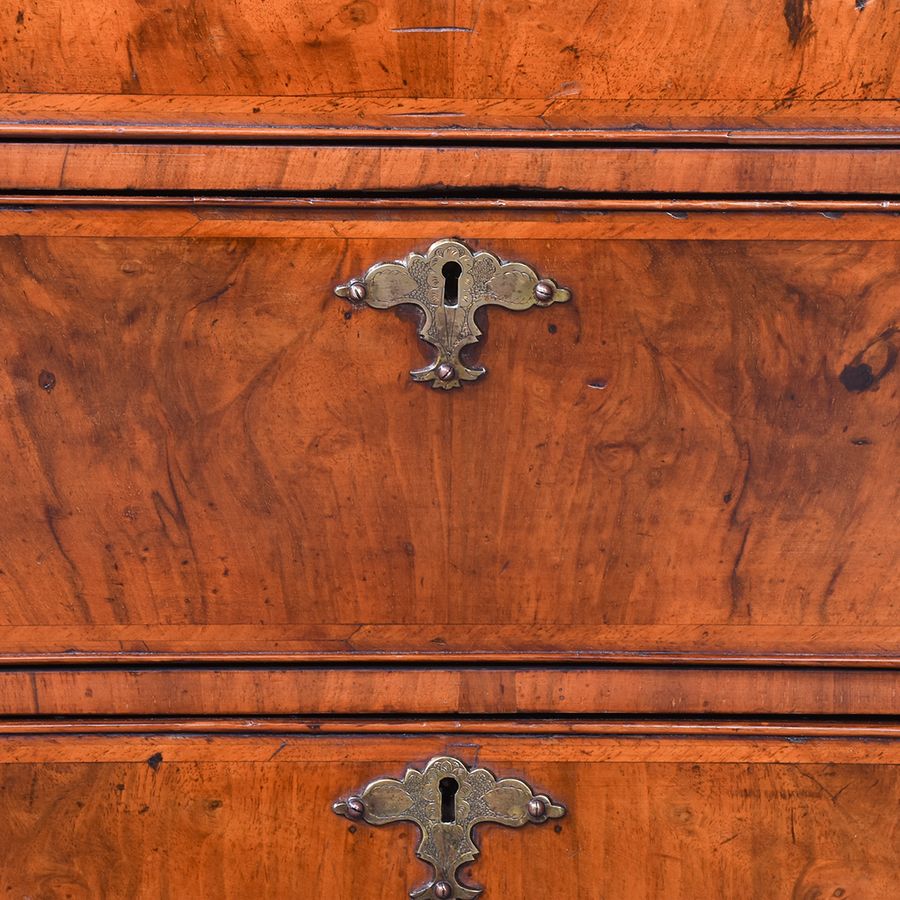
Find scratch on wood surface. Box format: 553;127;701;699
57;145;70;188
110;151;207;157
548;81;583;99
392;26;473;33
29;672;40;715
796;768;850;805
125;37;141;88
386;111;466;117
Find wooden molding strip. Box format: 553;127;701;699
1;143;899;194
0;651;897;667
2;204;900;243
2;195;900;211
2;96;900;143
0;717;898;738
0;629;897;668
0;733;896;765
0;652;897;667
0;625;895;668
0;667;896;718
4;124;900;145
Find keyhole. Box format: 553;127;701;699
439;777;459;823
441;261;462;307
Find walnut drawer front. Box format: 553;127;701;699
1;200;899;664
0;731;896;899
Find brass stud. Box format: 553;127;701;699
527;797;547;820
534;280;555;302
344;797;365;819
434;882;453;899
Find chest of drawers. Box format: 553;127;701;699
0;2;898;898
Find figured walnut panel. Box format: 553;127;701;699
0;208;898;659
0;735;896;898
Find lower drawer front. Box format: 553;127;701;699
0;733;896;899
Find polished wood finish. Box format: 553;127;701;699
0;204;898;662
1;1;899;138
0;667;897;717
2;1;899;890
0;734;896;898
1;142;899;194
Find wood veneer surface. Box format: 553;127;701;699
1;1;899;137
0;667;896;717
0;735;896;898
0;143;899;194
0;206;898;661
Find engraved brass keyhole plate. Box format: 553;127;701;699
333;755;566;899
335;239;570;389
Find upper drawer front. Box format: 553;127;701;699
1;201;899;663
1;1;899;139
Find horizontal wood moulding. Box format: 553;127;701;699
5;196;900;211
1;143;900;193
0;733;897;766
2;0;900;139
2;717;900;739
0;668;897;717
1;734;897;897
4;203;900;243
0;627;896;667
4;119;900;146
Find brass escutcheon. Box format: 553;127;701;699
335;239;570;389
333;755;566;898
